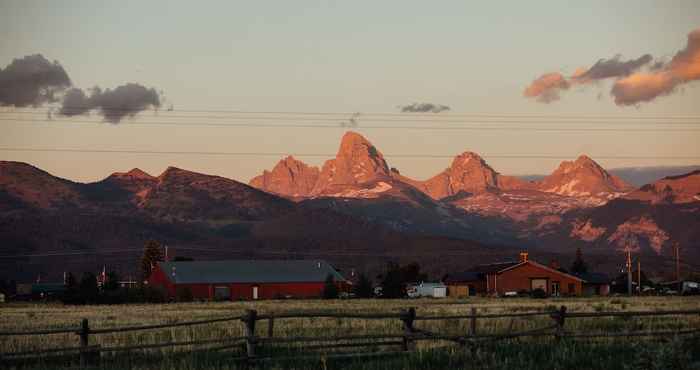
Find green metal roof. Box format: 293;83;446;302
158;260;345;284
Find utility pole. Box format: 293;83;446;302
637;259;641;295
674;243;681;291
626;248;632;296
165;245;169;262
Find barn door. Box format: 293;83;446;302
252;286;259;300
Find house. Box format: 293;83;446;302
444;272;484;297
406;282;447;298
447;252;586;297
576;272;611;296
148;260;348;300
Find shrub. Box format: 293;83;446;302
322;274;339;299
176;287;194;302
531;288;548;299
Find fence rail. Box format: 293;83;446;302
2;306;699;367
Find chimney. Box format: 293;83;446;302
549;259;560;270
519;252;529;263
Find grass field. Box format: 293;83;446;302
2;296;700;369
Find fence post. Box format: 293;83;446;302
242;309;258;363
555;305;567;342
400;307;416;352
469;307;478;356
78;318;90;368
267;316;274;338
469;307;477;337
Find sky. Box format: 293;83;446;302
1;1;699;183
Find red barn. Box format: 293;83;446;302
148;260;347;300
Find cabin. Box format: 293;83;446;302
406;282;447;298
148;260;348;301
447;253;586;297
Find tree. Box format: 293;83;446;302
352;273;374;298
571;247;588;275
79;272;99;304
62;272;80;304
322;274;339;299
141;239;164;281
103;272;120;292
379;261;427;298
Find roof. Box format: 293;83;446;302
499;261;585;282
407;282;446;288
467;261;520;274
576;272;611;284
158;260;345;284
444;271;483;283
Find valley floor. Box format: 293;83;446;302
2;297;700;369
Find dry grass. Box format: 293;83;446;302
1;296;699;369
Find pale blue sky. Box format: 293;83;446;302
1;1;699;182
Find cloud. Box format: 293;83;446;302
60;83;161;123
0;54;71;107
399;102;451;113
575;54;652;81
522;72;570;103
612;28;700;105
524;27;700;106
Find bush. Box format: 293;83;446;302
176;287;194;302
531;288;548;299
322;274;339;299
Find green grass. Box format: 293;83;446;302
1;296;699;369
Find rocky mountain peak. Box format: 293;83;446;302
538;155;632;198
311;131;391;194
110;168;154;180
249;156;320;197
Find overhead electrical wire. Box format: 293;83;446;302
1;147;698;160
3;118;700;132
3;107;700;121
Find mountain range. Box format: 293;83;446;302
1;131;698;282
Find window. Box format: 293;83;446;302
568;283;575;294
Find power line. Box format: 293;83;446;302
4;118;700;132
1;147;699;160
4;107;700;120
5;111;700;125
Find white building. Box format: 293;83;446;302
407;282;447;298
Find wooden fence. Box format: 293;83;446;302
1;306;699;367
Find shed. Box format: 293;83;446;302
406;282;447;298
444;271;484;297
577;272;611;296
148;260;347;300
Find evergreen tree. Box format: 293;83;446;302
352;273;374;298
140;239;164;281
322;274;339;299
379;261;427;298
79;272;99;304
62;272;80;304
103;272;120;291
571;247;588;274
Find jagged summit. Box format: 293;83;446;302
311;131;392;195
249;156;320;197
110;168;154;180
415;151;531;199
538;155;632;198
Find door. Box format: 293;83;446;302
214;286;230;301
551;281;560;297
252;286;259;300
531;279;547;292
